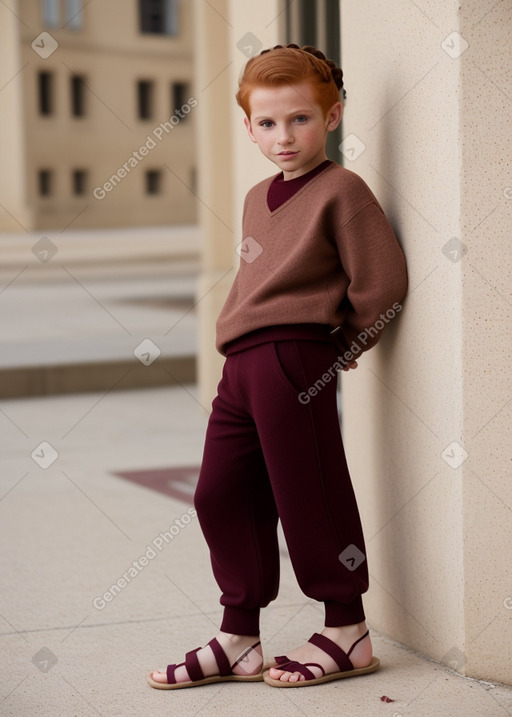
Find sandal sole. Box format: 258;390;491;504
146;671;264;690
262;656;380;687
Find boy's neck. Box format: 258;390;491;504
279;158;331;182
282;154;327;182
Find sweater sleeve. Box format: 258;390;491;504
331;200;408;358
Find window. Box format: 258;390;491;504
38;71;54;115
137;80;154;120
38;170;53;197
66;0;83;29
285;0;341;161
299;2;317;46
71;75;86;117
139;0;178;35
72;169;87;195
42;0;84;29
42;0;59;27
172;82;188;116
145;170;162;195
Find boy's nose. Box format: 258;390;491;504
277;125;293;144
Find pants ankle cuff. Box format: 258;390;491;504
220;606;260;636
324;598;365;627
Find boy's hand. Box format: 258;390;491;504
342;360;358;372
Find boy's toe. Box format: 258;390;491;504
151;670;167;683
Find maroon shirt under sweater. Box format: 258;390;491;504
267;159;332;211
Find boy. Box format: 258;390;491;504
148;44;407;689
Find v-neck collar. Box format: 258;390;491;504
265;161;334;216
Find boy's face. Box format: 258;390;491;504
244;82;342;180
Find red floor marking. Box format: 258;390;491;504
112;466;199;505
114;466;293;562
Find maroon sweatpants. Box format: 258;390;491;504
194;324;368;636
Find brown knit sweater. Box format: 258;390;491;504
216;162;407;356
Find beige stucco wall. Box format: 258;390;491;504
196;0;282;407
0;3;32;231
340;0;511;684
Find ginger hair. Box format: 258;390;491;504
236;44;345;118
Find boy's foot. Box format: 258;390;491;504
266;622;376;684
148;632;263;689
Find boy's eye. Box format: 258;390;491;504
295;115;308;123
259;120;274;128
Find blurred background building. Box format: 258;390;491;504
0;0;196;230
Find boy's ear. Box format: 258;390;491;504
244;116;258;143
326;101;343;132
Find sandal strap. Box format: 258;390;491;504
166;663;178;685
308;633;353;672
166;651;199;685
184;647;204;682
347;629;369;657
207;637;232;677
166;647;204;685
274;659;325;681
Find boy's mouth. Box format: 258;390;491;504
278;151;298;157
